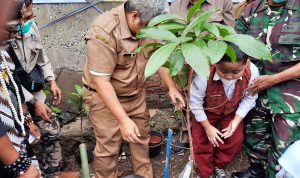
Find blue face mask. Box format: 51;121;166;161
272;0;287;3
17;20;33;34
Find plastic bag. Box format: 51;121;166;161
179;160;193;178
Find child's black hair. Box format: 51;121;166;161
218;42;248;64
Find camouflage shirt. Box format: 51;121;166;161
237;0;300;114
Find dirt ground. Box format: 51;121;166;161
41;108;250;178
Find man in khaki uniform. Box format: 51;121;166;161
82;1;185;178
169;0;236;156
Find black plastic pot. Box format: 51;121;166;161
149;130;164;158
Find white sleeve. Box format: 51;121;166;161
235;62;259;118
189;75;208;122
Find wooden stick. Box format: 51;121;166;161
186;67;195;178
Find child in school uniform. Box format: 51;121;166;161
190;44;259;178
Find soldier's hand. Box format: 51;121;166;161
35;101;52;123
204;125;224;147
120;118;141;144
18;165;40;178
245;75;276;96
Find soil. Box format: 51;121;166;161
37;108;250;178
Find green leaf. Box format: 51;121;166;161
194;39;207;52
175;71;188;87
148;14;186;27
187;0;205;24
133;43;162;54
181;43;210;78
179;36;193;43
144;42;179;78
224;34;272;61
51;105;62;114
158;22;185;33
169;50;185;76
214;23;236;37
137;27;179;42
75;85;83;96
182;10;215;37
207;40;227;64
70;93;80;98
226;45;237;63
203;23;219;37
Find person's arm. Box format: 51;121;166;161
189;75;224;147
0;134;40;178
33;22;61;105
157;67;185;108
246;62;300;95
0;134;19;165
222;0;236;27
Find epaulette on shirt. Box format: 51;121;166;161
91;13;118;44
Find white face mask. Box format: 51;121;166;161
220;78;237;86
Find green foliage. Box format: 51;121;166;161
182;10;215;37
207;40;227;64
182;43;210;78
169;50;185;76
187;0;205;23
51;105;62;114
144;42;179;78
135;0;272;84
224;34;272;61
68;85;87;115
136;27;179;42
148;14;186;27
158;22;186;33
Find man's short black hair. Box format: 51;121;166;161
218;42;248;64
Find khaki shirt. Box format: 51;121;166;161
82;4;153;97
170;0;236;27
13;21;55;101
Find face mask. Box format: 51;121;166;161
220;78;237;86
17;20;33;34
272;0;287;3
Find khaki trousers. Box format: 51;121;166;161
83;88;153;178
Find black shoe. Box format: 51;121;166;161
231;163;266;178
215;167;226;178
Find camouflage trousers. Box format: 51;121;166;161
244;92;272;164
35;116;62;175
267;113;300;178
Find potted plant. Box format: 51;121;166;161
135;0;272;177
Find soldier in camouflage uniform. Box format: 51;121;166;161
232;0;300;177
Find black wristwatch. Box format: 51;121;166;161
28;97;38;106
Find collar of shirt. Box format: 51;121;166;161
213;71;243;82
187;0;212;8
118;3;136;40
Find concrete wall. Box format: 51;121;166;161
33;1;123;73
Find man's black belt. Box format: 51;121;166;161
83;84;137;99
83;84;96;92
